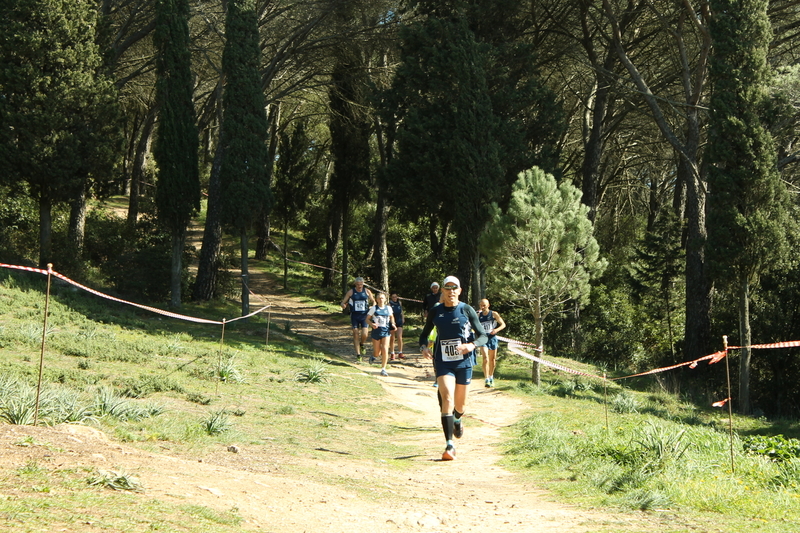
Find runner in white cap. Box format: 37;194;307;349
419;276;487;461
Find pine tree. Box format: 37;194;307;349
218;0;271;316
0;0;122;268
153;0;200;308
383;10;503;299
706;0;794;414
382;1;564;300
480;167;606;385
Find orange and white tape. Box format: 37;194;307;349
1;263;272;325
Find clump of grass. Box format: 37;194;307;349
295;359;330;384
0;382;95;425
94;386;162;421
186;392;213;405
212;357;244;383
201;409;232;436
0;385;40;425
17;460;46;476
610;392;639;413
117;374;185;398
87;470;143;492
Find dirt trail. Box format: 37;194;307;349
0;271;656;532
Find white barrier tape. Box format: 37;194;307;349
607;351;727;381
507;344;601;379
729;340;800;350
0;263;49;276
225;304;271;323
506;338;728;383
48;271;225;324
498;336;543;351
1;262;231;325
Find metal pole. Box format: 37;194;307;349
34;264;53;426
723;335;735;474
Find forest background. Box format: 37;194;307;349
2;0;800;419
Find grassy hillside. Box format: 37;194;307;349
0;263;799;532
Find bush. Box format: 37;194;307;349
84;211;193;301
743;434;800;462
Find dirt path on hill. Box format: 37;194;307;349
0;269;670;533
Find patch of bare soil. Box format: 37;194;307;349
0;270;660;532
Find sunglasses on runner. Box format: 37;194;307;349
442;285;459;290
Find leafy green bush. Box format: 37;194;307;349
84;211;192;301
743;434;800;462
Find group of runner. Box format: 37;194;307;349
339;278;405;376
340;275;506;461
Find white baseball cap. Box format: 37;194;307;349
430;282;439;288
442;276;460;288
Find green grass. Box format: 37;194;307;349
2;260;800;532
0;267;421;531
494;354;800;531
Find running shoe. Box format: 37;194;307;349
485;378;490;388
398;353;405;359
369;356;376;364
380;368;388;376
454;420;463;439
489;377;495;387
441;445;456;461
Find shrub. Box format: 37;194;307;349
742;434;800;462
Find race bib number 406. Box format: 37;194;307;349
353;301;367;312
440;338;464;362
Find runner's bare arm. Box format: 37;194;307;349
492;311;506;335
340;289;353;308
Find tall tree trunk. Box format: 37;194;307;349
341;209;350;294
372;183;389;292
240;229;249;317
38;195;52;268
256;102;281;260
323;201;342;288
580;51;616;223
170;230;184;308
283;222;289;290
128;107;157;227
683;162;711;361
533;292;543;386
67;185;87;270
429;218;449;258
738;277;752;415
192;141;224;301
255;214;271;261
471;253;481;308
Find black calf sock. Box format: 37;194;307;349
441;414;454;441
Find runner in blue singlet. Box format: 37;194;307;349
367;293;396;376
419;276;487;461
478;298;506;388
340;277;374;360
